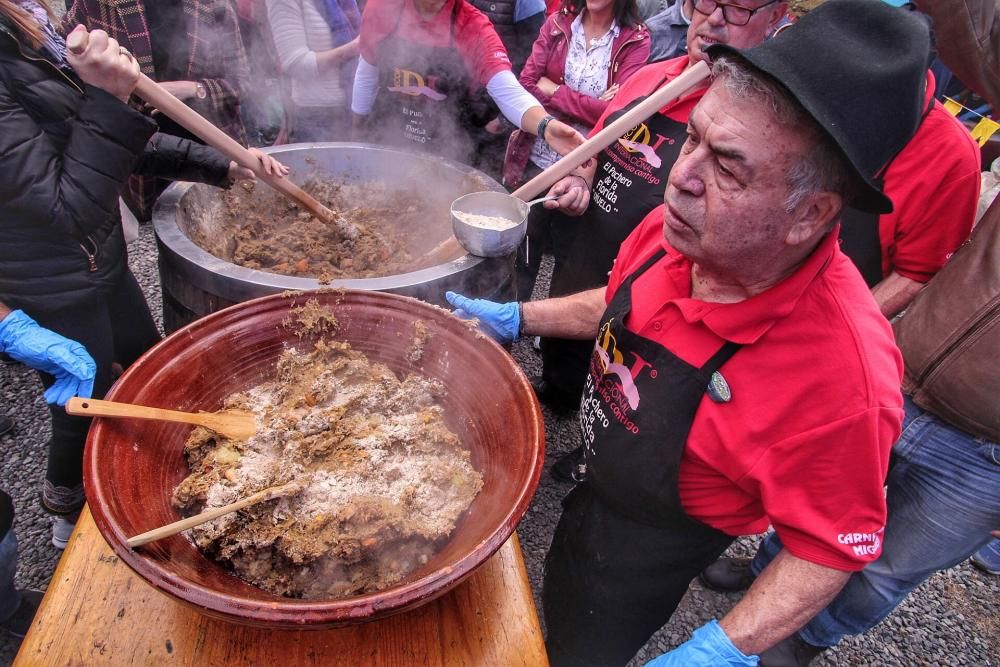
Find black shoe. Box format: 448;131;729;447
530;377;578;415
0;416;12;438
0;589;43;639
758;633;827;667
550;446;586;483
698;557;757;592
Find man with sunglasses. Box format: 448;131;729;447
527;0;787;476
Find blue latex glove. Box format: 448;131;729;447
444;291;521;344
0;310;96;406
644;621;759;667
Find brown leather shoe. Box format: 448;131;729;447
698;557;757;592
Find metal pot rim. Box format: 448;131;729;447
152;143;506;293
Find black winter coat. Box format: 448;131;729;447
0;18;232;313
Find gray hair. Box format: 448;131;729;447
711;56;856;214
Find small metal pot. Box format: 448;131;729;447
450;192;556;258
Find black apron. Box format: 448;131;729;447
542;75;690;398
839;97;934;288
543;249;742;667
838;186;884;287
368;4;483;161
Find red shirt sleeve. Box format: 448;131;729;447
359;0;399;64
879;101;981;282
746;407;899;571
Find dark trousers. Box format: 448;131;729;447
31;268;160;514
543;483;734;666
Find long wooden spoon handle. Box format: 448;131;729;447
511;60;711;201
126;484;297;548
65;29;358;239
66;397;204;428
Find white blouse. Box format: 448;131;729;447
530;13;619;170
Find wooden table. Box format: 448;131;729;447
15;508;548;665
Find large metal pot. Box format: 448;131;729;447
153;143;514;333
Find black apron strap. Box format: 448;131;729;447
838;175;885;288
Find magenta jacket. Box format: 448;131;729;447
503;10;650;187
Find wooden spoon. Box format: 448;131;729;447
66;397;256;441
127;481;306;548
66;29;359;240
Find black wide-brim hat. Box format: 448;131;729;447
707;0;931;214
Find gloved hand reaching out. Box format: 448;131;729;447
644;621;759;667
445;292;521;344
0;310;96;406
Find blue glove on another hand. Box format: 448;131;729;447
644;620;759;667
0;310;96;406
445;291;521;344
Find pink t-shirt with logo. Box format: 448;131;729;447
359;0;511;89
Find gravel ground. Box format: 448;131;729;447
0;226;997;665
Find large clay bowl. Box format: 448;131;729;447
83;290;544;628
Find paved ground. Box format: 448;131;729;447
1;226;997;665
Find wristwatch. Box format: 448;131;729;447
194;82;207;100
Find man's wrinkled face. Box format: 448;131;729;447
685;0;786;65
662;80;811;275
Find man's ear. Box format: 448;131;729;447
785;191;842;247
767;2;790;32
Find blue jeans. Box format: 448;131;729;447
0;527;19;622
752;396;1000;648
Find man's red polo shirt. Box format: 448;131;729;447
877;73;980;282
605;209;905;571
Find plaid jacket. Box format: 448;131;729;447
64;0;250;218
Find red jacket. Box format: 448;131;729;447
503;10;649;186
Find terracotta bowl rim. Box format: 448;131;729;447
83;289;545;626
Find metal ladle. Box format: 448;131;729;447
442;61;711;258
450;194;557;258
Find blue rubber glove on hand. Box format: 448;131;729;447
0;310;96;406
445;291;520;344
644;620;759;667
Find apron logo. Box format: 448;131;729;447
594;320;655;410
388;68;448;101
617;123;676;169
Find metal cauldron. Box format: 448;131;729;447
153;143;514;333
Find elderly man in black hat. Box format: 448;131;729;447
446;0;930;664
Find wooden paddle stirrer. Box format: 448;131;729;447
65;28;359;240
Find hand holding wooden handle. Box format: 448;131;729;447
66;28;359;240
511;60;711;201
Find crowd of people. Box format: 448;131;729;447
0;0;997;664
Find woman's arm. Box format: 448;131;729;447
547;31;651;127
488;71;585;156
266;0;359;78
517;15;558;101
316;38;360;73
0;79;154;238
